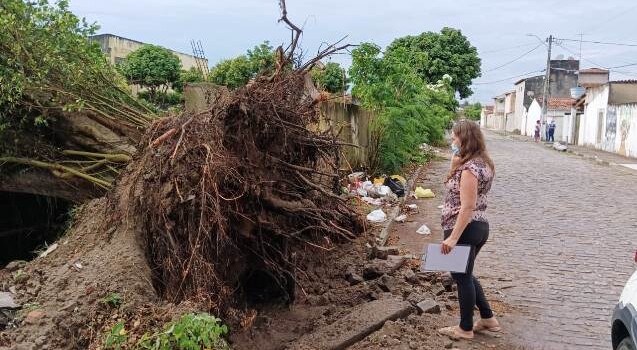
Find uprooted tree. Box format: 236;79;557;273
2;0;363;348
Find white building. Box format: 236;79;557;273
578;80;637;158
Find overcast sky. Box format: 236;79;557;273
69;0;637;104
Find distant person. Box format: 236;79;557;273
534;120;541;143
548;120;556;142
438;120;500;340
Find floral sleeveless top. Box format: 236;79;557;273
441;157;494;231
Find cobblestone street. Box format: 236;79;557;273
477;131;637;349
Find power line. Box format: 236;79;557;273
557;42;637;78
607;62;637;69
555;42;606;68
473;68;545;85
484;43;544;72
556;38;637;48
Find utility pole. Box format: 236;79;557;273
540;35;553;141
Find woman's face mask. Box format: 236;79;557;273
451;133;461;156
451;143;460;156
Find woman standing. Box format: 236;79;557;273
534;120;541;143
438;120;500;340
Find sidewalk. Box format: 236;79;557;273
484;128;637;171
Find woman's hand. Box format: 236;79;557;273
441;237;458;255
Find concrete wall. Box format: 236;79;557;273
183;84;375;168
611;104;637;157
578;84;637;157
522;76;545;109
513;81;527;133
524;99;542;137
549;60;580;98
579;85;610;148
319;102;374;169
91;34;206;70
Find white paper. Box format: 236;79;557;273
421;244;471;273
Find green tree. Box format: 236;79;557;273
0;0;153;201
463;102;482;121
173;67;206;93
386;27;481;98
349;42;455;172
119;44;182;100
312;62;348;93
209;41;275;89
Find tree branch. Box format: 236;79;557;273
278;0;302;61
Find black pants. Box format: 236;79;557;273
444;220;493;331
548;131;555;142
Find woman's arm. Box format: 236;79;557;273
441;170;478;254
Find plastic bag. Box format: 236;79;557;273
377;185;392;197
362;197;383;206
416;224;431;235
406;204;418;210
414;187;435;199
384;177;405;197
394;214;407;223
390;174;407;185
366;209;387;223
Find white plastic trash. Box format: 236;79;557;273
362;197;383;206
394;214;407;223
407;204;418;210
357;188;368;197
362;181;374;191
416;224;431;235
377;185;392;197
367;209;387;223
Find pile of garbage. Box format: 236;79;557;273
345;171;438;226
346;172;406;207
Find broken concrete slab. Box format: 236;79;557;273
295;296;415;350
0;292;20;309
377;274;400;293
403;269;418;284
346;272;364;286
416;299;441;314
362;255;405;280
370;246;400;260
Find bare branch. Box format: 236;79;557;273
278;0;303;60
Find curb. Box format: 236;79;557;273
377;163;427;246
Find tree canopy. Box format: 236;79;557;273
386;27;481;99
462;102;482;121
0;0;151;130
312;62;348;94
208;41;275;89
0;0;154;200
349;42;455;172
118;44;182;97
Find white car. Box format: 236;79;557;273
612;250;637;350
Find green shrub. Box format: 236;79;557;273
105;322;128;350
137;313;230;350
101;292;124;308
